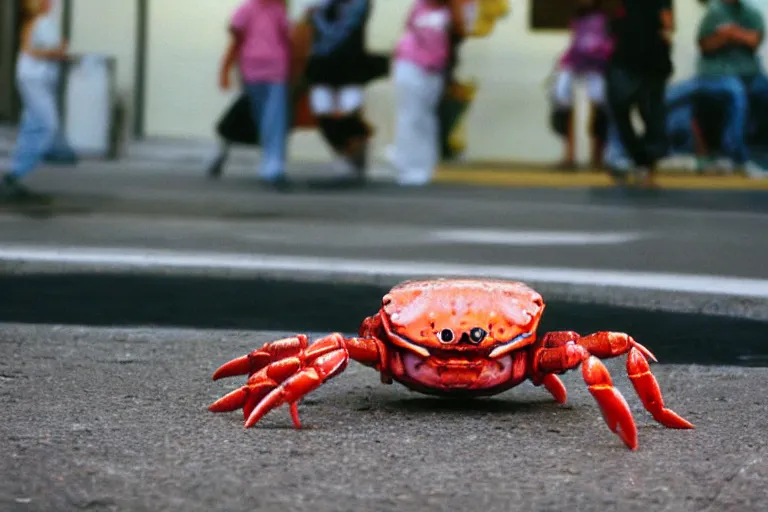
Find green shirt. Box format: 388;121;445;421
696;0;765;78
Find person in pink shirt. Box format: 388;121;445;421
219;0;292;190
388;0;466;186
551;0;613;169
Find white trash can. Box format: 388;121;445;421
61;53;118;159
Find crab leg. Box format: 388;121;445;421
582;356;638;450
626;348;694;429
532;331;694;449
209;333;384;428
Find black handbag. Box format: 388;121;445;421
215;92;258;146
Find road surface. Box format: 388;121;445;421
1;166;767;279
1;324;766;512
2;166;767;511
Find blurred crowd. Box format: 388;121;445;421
550;0;768;186
2;0;768;201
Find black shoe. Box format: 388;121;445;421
206;151;228;179
350;142;369;182
260;175;293;192
0;174;53;204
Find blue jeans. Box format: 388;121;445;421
604;74;768;167
244;81;288;180
667;76;749;164
603;106;633;171
10;77;60;179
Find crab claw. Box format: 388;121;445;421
582;356;638;450
244;350;349;428
209;334;355;428
211;335;309;381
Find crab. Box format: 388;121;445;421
208;278;694;449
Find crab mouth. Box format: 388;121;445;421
401;352;522;390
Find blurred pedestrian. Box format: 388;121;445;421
1;0;69;203
695;0;768;178
304;0;384;184
219;0;292;190
390;0;466;186
605;0;674;188
552;0;613;170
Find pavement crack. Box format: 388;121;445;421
698;458;764;511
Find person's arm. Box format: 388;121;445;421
20;20;67;60
726;10;764;51
659;0;674;43
219;2;250;91
219;32;242;90
698;7;734;53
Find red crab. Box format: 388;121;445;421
208;278;694;449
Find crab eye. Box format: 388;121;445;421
469;327;487;344
439;328;454;343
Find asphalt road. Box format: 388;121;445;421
2;166;767;511
1;324;766;512
0;166;767;279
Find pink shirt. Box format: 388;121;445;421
395;0;452;73
230;0;291;83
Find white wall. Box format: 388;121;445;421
67;0;137;141
67;0;748;164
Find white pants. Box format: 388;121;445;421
309;85;364;115
391;59;444;186
553;69;605;107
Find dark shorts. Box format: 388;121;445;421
305;52;389;88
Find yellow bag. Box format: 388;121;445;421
466;0;510;38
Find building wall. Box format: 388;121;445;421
65;0;761;164
67;0;137;142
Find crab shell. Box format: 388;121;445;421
378;279;545;358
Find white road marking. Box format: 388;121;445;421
428;229;644;245
0;245;767;298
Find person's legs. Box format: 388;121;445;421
633;74;668;186
585;71;607;168
336;85;370;178
310;84;341;151
2;79;59;201
637;74;668;168
8;79;59;179
259;81;289;181
553;70;576;166
310;84;359;177
741;73;768;176
606;66;647;167
392;60;443;186
696;76;749;166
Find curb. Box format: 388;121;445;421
2;250;767;323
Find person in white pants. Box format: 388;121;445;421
389;0;465;186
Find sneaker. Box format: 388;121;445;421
743;161;768;179
634;167;660;189
0;174;53;204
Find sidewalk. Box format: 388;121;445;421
3;124;768;191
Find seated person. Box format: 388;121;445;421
603;77;743;174
695;0;768;176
